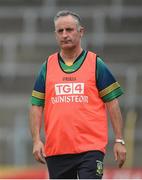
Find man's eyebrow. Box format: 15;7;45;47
66;27;73;30
56;28;63;32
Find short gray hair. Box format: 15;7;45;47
54;10;82;27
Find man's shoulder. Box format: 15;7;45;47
43;52;58;65
48;52;58;59
87;50;97;55
86;51;98;61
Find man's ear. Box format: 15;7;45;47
80;27;84;37
54;31;58;40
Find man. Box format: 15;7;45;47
29;10;126;179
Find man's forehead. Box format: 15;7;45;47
55;15;77;26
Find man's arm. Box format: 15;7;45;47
29;105;45;164
106;98;126;168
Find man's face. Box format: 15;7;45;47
54;15;84;50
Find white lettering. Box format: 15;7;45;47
55;83;84;95
51;95;88;104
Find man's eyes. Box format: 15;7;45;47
66;28;73;32
58;29;63;33
57;28;73;33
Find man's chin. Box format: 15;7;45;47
61;44;74;50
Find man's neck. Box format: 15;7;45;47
60;47;83;65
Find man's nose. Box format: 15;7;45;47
62;30;68;37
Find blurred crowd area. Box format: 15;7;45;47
0;0;142;171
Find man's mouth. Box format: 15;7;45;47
61;40;71;44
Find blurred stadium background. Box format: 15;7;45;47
0;0;142;178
